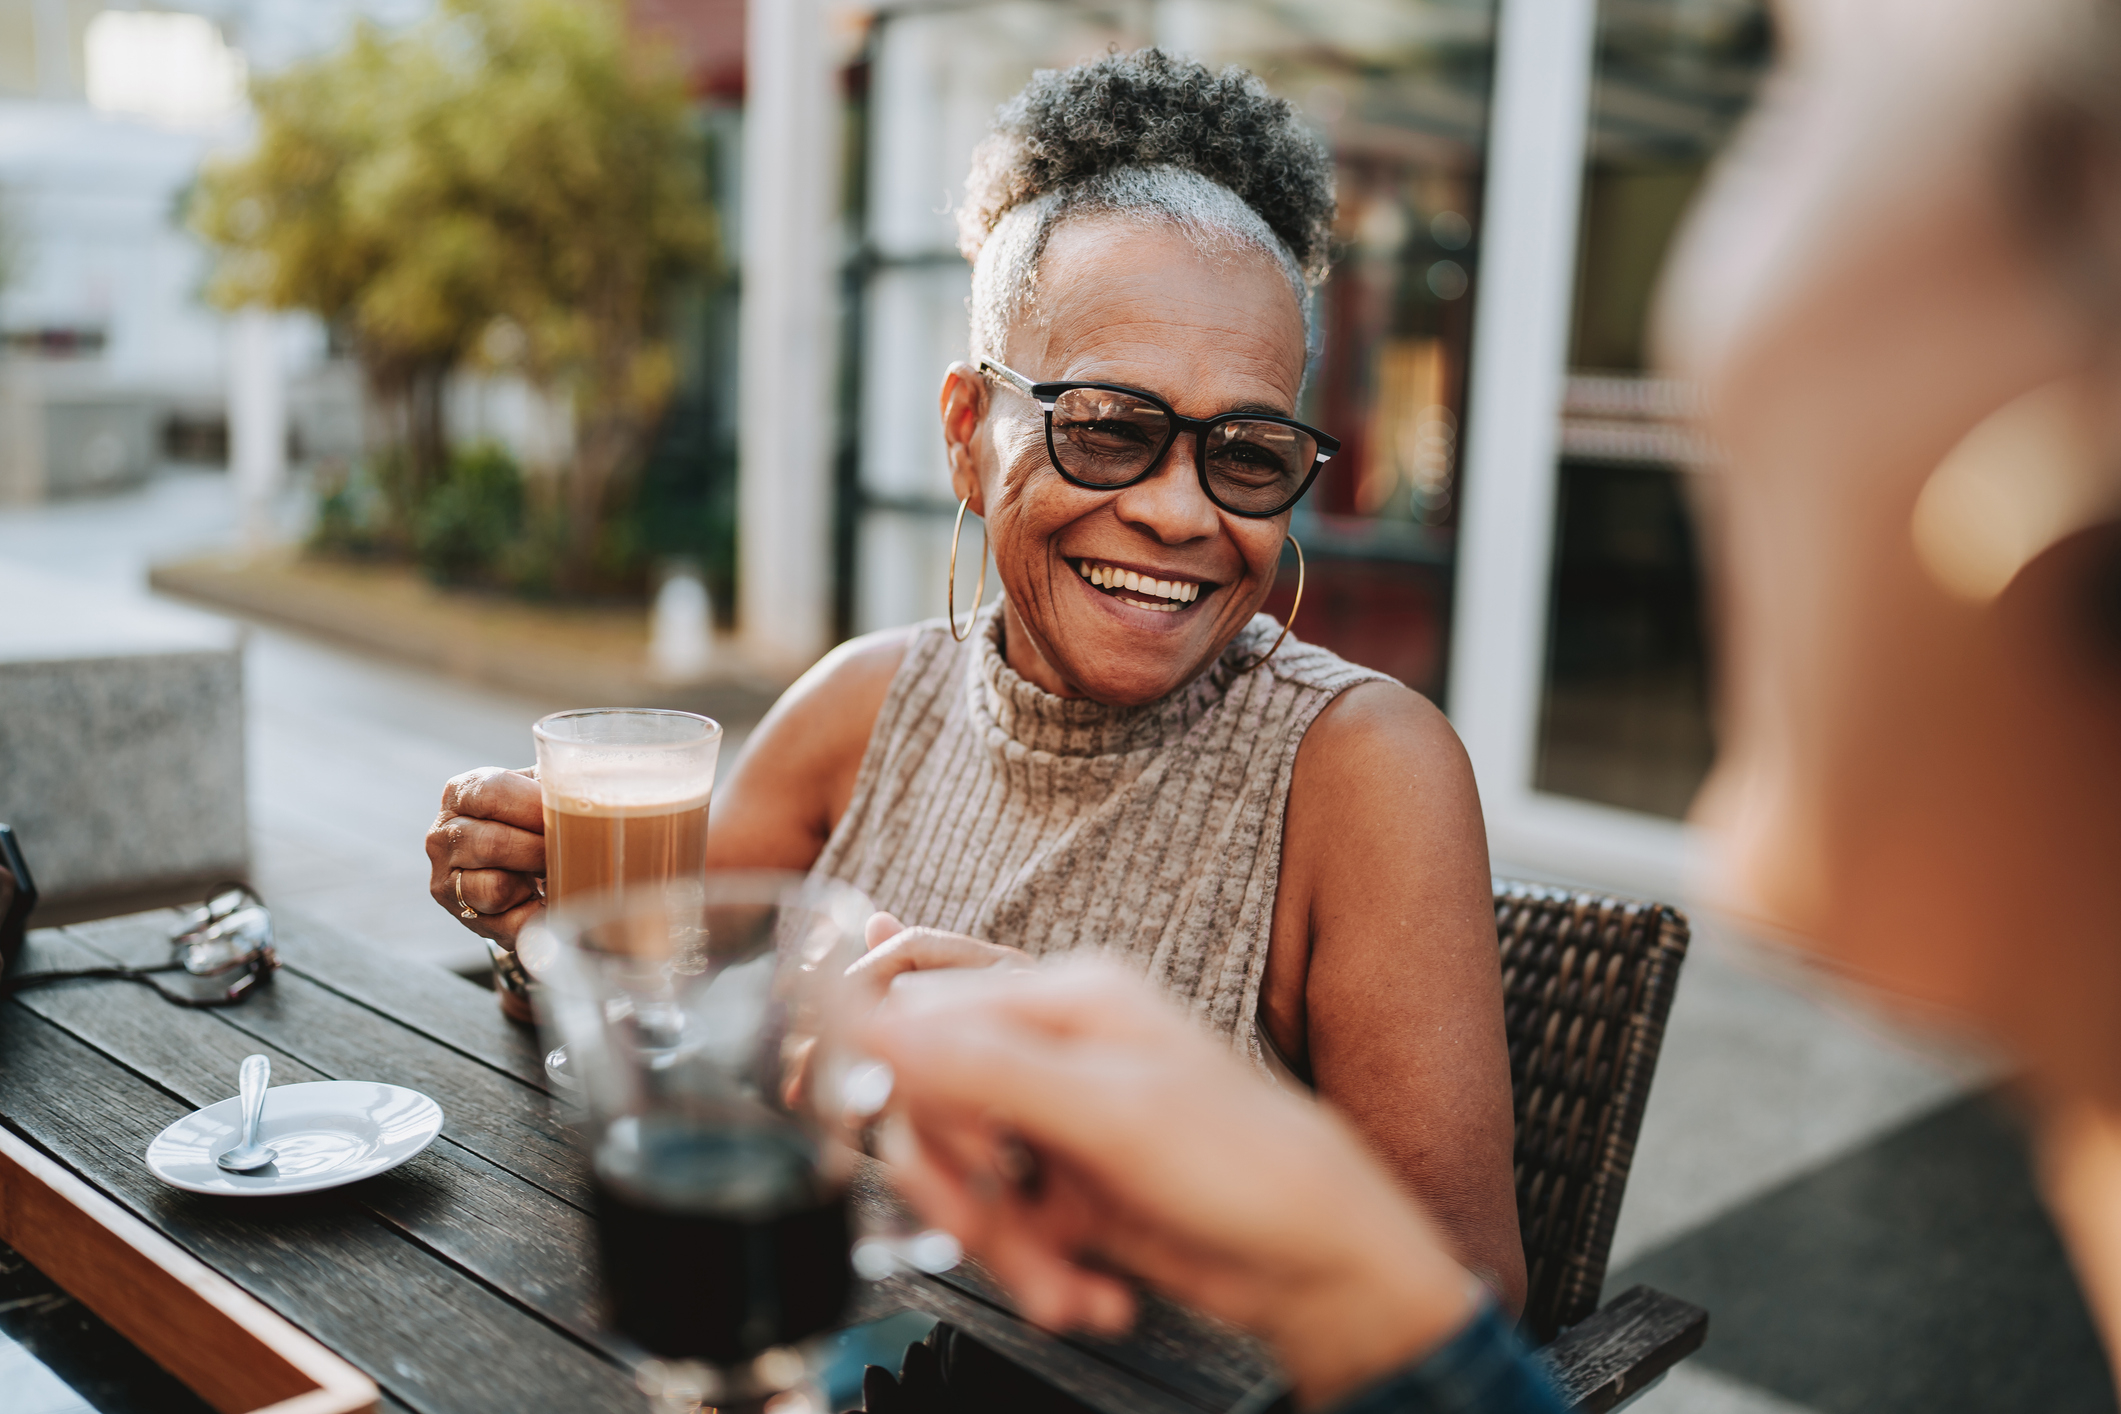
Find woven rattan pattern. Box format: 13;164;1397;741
1497;880;1690;1344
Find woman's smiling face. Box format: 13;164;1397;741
940;218;1310;705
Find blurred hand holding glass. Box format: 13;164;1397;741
521;873;876;1413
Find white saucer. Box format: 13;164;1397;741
145;1081;444;1196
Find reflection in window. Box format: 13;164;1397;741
1534;0;1772;819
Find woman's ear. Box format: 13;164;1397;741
940;362;989;513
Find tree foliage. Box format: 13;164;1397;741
190;0;716;590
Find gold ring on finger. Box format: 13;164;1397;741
453;869;482;921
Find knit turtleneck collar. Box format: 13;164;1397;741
967;601;1275;759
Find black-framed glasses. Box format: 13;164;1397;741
1;882;278;1009
979;359;1338;518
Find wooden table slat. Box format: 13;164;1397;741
12;930;624;1361
844;1163;1278;1411
49;916;592;1211
9;911;1306;1414
270;908;553;1092
0;1007;642;1414
62;908;550;1091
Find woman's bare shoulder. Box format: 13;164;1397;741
758;626;919;751
1297;681;1470;786
1286;680;1485;861
806;625;921;697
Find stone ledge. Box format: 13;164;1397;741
149;553;788;724
0;560;248;906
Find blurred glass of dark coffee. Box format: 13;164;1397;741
522;872;876;1413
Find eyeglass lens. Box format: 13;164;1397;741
1048;387;1317;514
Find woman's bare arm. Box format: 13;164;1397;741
702;628;911;870
425;628;909;946
1267;681;1526;1311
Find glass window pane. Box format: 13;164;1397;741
1532;0;1774;818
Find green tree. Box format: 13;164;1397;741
191;0;715;589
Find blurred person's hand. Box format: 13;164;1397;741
426;767;546;948
860;959;1481;1411
848;910;1027;992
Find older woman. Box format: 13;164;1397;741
854;4;2121;1413
426;50;1523;1306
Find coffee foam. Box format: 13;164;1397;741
542;761;713;816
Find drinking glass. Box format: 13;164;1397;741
521;873;878;1413
511;709;721;1081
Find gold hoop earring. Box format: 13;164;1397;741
947;496;989;642
1238;536;1304;671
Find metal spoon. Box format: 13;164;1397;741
216;1054;277;1172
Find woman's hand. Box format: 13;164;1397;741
425;767;546;949
859;959;1481;1411
845;911;1028;991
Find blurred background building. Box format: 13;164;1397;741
0;0;1768;895
795;0;1767;896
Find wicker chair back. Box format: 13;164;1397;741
1496;879;1691;1344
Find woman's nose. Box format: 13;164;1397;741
1111;433;1220;544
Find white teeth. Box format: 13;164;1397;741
1076;561;1203;604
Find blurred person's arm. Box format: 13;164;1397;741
423;630;911;948
861;961;1562;1413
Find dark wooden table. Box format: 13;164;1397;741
0;907;1286;1414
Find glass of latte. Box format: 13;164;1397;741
519;709;722;1077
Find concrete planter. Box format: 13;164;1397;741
0;562;246;914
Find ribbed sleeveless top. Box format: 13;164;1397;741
815;603;1390;1068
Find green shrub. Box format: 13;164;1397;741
413;443;526;585
311;455;401;556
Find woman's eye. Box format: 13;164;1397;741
1064;418;1156;449
1211;443;1291;481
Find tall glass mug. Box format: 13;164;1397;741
507;710;720;1064
536;708;723;903
519;873;877;1414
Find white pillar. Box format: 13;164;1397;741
737;0;841;671
228;307;287;551
1444;0;1696;896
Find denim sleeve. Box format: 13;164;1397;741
1322;1304;1567;1414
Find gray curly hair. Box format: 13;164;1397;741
958;49;1335;364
